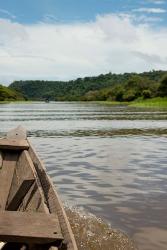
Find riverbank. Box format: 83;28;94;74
1;97;167;109
96;97;167;109
130;97;167;108
0;100;32;104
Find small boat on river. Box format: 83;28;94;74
0;126;78;250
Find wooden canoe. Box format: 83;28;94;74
0;126;78;250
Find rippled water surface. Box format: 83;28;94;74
0;102;167;250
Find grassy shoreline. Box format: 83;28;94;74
0;100;33;104
96;97;167;109
1;97;167;108
130;97;167;108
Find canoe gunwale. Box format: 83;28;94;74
27;140;78;250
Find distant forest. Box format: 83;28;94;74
9;70;167;102
0;84;25;101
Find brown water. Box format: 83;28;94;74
0;102;167;250
65;207;136;250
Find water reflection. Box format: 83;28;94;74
31;136;167;250
0;102;167;250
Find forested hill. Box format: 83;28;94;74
0;84;25;101
9;73;128;100
9;70;167;101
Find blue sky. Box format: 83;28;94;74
0;0;167;25
0;0;167;84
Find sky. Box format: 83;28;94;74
0;0;167;84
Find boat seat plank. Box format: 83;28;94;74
6;179;35;211
0;139;29;151
0;211;63;244
0;153;18;210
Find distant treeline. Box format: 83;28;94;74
0;84;25;101
9;70;167;102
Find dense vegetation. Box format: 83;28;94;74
9;70;167;102
0;84;25;101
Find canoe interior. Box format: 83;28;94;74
0;139;77;250
0;148;50;214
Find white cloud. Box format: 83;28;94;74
0;9;16;19
43;14;59;23
147;0;165;4
135;14;163;23
0;14;167;85
133;7;166;13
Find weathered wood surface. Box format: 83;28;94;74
0;126;77;249
6;179;35;211
0;153;18;210
22;151;50;214
0;211;63;244
0;151;3;168
0;139;29;150
7;126;27;140
7;151;47;213
28;142;78;250
23;150;63;250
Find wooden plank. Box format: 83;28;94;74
7;151;47;213
0;211;63;244
0;153;18;210
19;183;45;213
0;139;29;151
21;151;49;213
28;142;78;250
0;151;3;168
7;126;27;141
6;179;35;211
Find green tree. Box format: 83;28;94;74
142;89;152;99
123;89;136;101
158;75;167;96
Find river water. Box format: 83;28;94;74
0;102;167;250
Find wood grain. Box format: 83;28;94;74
0;153;18;210
6;179;35;211
7;151;46;213
0;139;29;150
0;211;63;244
